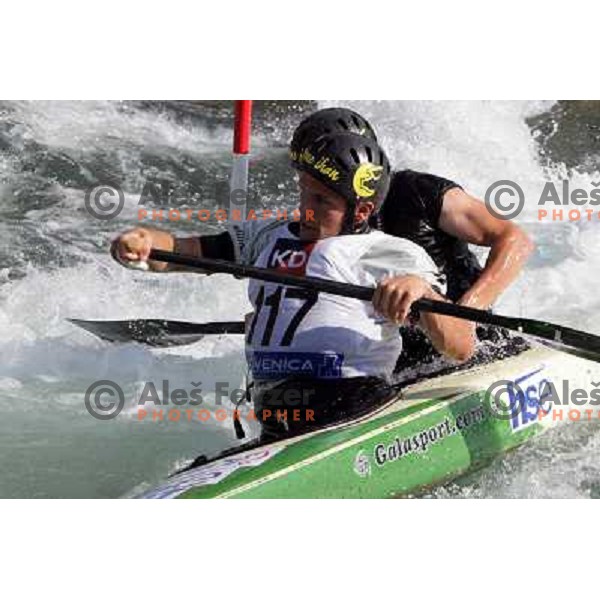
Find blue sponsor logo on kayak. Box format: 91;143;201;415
487;367;553;431
508;368;553;431
250;351;344;379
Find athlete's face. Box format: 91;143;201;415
297;172;373;241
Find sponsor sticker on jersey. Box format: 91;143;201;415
250;351;344;379
266;238;316;276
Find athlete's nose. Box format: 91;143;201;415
299;191;316;216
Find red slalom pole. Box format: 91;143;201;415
230;100;253;220
233;100;252;155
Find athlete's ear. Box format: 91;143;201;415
354;201;375;225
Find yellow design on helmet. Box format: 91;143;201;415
353;163;384;199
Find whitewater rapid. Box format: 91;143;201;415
0;100;599;498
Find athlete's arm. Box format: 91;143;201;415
438;188;534;309
110;227;233;272
373;275;475;362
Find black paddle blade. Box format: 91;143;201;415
530;337;600;363
69;319;245;347
414;299;600;365
517;318;600;363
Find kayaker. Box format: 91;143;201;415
111;132;475;440
290;107;534;308
290;107;534;368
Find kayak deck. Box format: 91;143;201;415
139;346;596;499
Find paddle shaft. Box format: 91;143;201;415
75;247;597;361
149;249;524;330
150;250;600;362
148;248;600;360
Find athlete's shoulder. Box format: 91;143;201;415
312;231;380;264
367;229;437;262
388;169;461;199
306;231;445;293
227;218;293;264
383;169;462;228
358;230;446;293
309;230;420;273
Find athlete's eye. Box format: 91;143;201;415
313;194;334;207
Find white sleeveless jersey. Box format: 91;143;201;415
227;220;445;382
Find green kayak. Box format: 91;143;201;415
139;346;596;499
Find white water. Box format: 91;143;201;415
1;100;599;498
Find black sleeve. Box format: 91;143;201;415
199;231;235;261
385;170;462;227
412;171;462;225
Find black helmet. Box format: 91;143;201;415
290;107;377;163
295;132;391;206
294;132;391;234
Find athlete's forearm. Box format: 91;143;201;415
150;236;206;272
142;230;203;272
146;229;176;271
420;290;475;362
167;237;204;272
458;228;534;310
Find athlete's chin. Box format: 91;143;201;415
299;225;321;241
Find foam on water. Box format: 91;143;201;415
0;95;255;495
6;100;233;157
